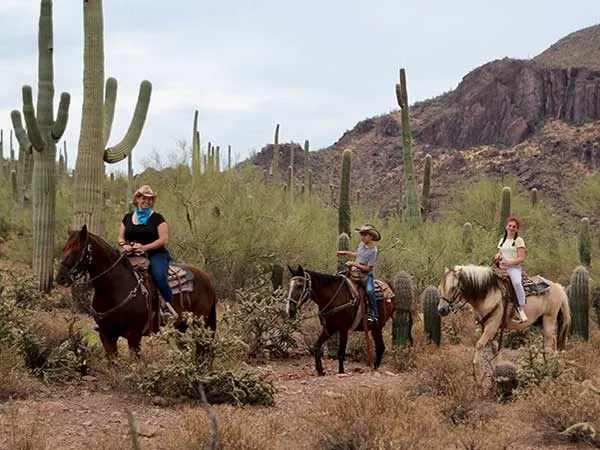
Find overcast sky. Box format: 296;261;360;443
0;0;598;173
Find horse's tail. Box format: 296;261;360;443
556;284;571;350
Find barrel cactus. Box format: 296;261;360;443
492;361;519;399
568;265;590;340
392;270;413;349
422;285;441;346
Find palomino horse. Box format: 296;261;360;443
285;265;396;375
55;225;217;358
438;265;571;381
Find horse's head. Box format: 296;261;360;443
437;266;462;316
285;265;311;318
55;225;91;287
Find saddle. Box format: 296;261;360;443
127;255;195;294
347;271;395;305
492;267;551;315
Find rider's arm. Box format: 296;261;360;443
118;223;127;246
140;222;169;252
505;247;526;266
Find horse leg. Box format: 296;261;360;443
125;331;143;359
473;323;499;384
313;326;332;376
337;329;348;374
542;314;557;353
371;326;385;370
98;328;118;360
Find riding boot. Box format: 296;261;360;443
367;299;378;326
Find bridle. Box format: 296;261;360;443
59;236;146;321
60;235;126;285
286;272;354;319
440;271;468;313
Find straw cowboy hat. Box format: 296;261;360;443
355;224;381;241
131;185;157;205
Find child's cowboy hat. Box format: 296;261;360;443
355;224;381;241
132;185;157;205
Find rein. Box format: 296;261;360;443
289;272;357;320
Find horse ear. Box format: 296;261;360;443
297;265;304;275
80;224;88;241
287;265;295;275
444;267;450;274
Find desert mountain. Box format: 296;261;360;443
249;25;600;224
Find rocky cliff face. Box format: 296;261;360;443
416;58;600;149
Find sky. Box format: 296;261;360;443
0;0;598;174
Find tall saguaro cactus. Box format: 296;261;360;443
579;217;591;266
498;186;511;236
392;270;413;349
73;0;152;234
191;110;200;182
272;124;280;184
421;154;432;220
568;265;590;341
396;68;421;226
11;0;70;292
338;149;352;236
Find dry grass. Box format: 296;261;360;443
165;405;280;450
0;346;41;400
0;407;50;450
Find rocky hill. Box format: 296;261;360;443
248;25;600;223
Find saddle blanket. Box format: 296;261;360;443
168;264;194;294
523;275;551;296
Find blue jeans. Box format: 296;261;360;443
363;272;378;316
149;252;173;304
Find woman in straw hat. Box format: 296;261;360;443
336;224;381;326
118;185;174;311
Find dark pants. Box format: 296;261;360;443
149;251;173;304
363;272;378;316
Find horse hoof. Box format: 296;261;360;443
317;371;326;376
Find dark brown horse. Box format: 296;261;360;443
55;225;217;358
285;265;395;375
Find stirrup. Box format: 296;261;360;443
162;302;179;320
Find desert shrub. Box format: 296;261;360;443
502;326;538;349
222;277;301;359
520;378;600;446
0;407;50;450
128;314;276;405
0;346;40;400
306;387;443;449
516;343;577;391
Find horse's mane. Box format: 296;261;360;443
305;269;345;285
455;265;499;302
86;232;134;270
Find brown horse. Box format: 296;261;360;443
55;225;217;358
285;265;395;375
438;265;571;382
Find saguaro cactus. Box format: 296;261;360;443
392;270;413;349
498;186;511;236
337;232;351;273
191;110;200;181
272;124;280;183
227;144;232;170
11;0;71;292
579;217;591;266
422;285;441;346
304;140;310;189
462;222;474;263
530;188;538;207
568;265;590;340
421;154;432;220
396;69;421;226
73;0;151;234
338;149;352;236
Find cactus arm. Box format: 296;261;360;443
103;80;152;163
21;86;45;152
103;77;117;147
10;111;33;152
51;92;70;141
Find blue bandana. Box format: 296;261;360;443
135;207;153;225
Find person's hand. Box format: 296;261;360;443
493;253;501;261
345;261;355;268
122;244;134;253
500;259;511;266
336;251;347;257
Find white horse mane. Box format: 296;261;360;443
450;264;497;302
